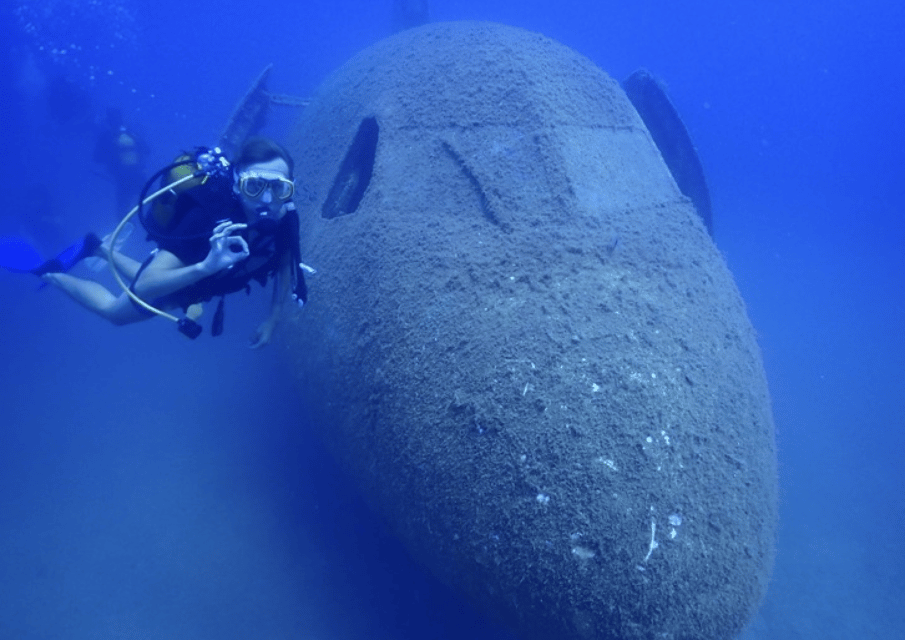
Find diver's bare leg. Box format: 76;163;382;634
104;248;144;281
41;273;148;325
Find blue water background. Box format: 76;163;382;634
1;1;902;638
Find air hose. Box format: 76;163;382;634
106;171;207;338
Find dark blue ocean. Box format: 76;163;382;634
0;1;902;638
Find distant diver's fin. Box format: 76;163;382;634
623;69;714;236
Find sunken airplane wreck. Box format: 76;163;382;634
257;21;774;640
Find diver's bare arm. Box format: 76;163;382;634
133;221;249;300
131;250;214;300
249;256;292;349
267;257;293;321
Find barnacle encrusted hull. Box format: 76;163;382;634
285;21;777;640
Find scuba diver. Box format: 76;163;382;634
2;137;307;347
93;107;150;219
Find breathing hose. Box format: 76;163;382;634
107;171;207;338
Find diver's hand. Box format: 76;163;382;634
200;221;249;274
249;318;277;349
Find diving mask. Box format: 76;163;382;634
237;171;295;201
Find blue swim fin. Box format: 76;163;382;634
0;236;45;273
38;233;102;275
0;233;102;276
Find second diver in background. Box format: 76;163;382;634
93;107;150;219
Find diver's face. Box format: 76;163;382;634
234;158;293;220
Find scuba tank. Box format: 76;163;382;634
137;147;231;243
